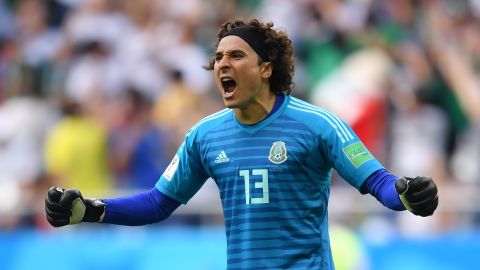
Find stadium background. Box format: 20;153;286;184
0;0;479;269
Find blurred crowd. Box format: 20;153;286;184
0;0;478;235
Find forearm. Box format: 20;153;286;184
102;188;181;226
361;169;405;211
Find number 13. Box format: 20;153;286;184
239;169;269;205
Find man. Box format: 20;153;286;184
45;19;438;269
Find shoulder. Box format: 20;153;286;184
186;108;233;138
286;96;356;143
286;97;344;129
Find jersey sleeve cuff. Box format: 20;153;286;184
355;163;385;191
155;184;188;205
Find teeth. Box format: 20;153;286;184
221;77;233;82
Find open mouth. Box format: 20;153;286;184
221;77;237;97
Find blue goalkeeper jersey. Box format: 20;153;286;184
156;95;383;269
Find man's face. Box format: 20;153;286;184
213;35;270;109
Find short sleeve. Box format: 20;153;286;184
155;133;209;204
319;119;384;190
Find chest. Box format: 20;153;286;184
205;133;310;172
204;129;315;197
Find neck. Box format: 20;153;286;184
234;91;277;125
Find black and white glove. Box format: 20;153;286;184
45;187;106;227
395;176;438;217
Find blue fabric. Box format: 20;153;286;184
102;188;180;225
156;96;384;269
362;169;405;211
270;94;285;116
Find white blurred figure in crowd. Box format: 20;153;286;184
0;0;62;229
116;0;169;100
14;0;64;69
62;0;132;109
389;40;452;236
64;0;131;55
154;0;212;94
0;77;59;229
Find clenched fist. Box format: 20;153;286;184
45;187;106;227
395;176;439;217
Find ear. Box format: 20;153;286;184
260;62;272;79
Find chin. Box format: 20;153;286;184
223;100;237;109
222;96;238;108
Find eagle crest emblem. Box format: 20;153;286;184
268;141;287;164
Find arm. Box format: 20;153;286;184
361;169;405;211
311;111;439;217
45;129;207;227
102;188;181;225
45;187;181;227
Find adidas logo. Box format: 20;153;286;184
215;151;230;164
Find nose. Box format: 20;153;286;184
217;55;231;70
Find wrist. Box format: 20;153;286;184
83;199;106;223
395;176;413;212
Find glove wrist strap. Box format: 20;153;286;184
83;199;106;223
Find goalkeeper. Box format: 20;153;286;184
45;18;438;270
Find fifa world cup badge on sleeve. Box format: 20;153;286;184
343;142;373;168
164;155;179;181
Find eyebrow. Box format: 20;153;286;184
215;49;247;57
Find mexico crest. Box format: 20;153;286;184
268;141;287;164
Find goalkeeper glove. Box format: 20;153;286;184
395;176;438;217
45;187;106;227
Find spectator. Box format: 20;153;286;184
44;98;113;198
108;88;172;189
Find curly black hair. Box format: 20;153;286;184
204;19;295;95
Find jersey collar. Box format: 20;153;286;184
232;95;290;132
